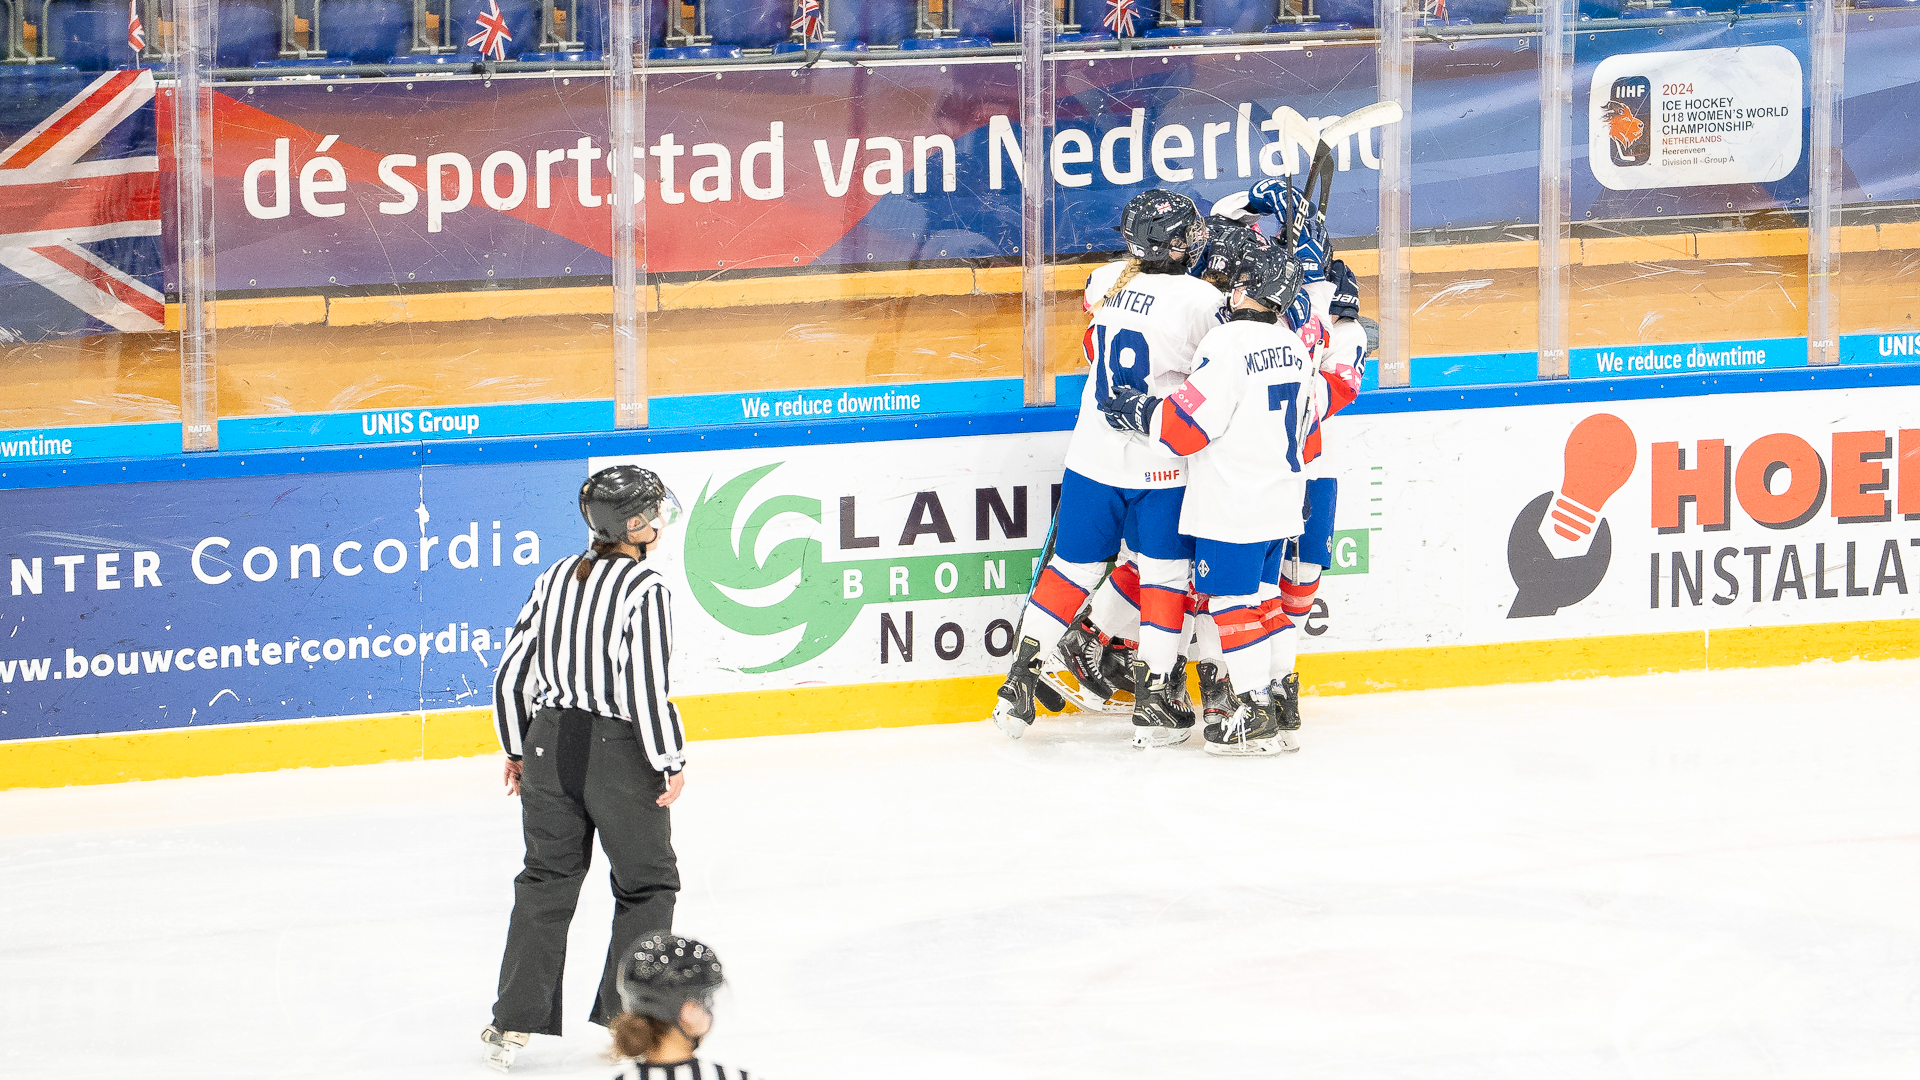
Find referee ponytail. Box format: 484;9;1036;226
575;539;625;582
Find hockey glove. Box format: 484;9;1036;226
1244;178;1291;217
1327;259;1361;321
1101;385;1162;435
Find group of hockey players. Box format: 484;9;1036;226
992;181;1372;756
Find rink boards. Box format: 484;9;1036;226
6;370;1920;788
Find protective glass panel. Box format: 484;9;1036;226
1405;26;1541;389
1;3;180;461
636;7;1029;430
1837;5;1918;366
1568;13;1812;381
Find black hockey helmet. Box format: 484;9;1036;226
1199;223;1269;290
1115;189;1206;264
1233;244;1307;314
579;465;681;544
616;934;725;1024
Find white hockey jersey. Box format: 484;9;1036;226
1154;313;1338;543
1062;261;1224;491
1297;279;1368;480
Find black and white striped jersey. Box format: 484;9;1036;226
614;1060;757;1080
493;552;686;774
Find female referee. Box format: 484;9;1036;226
481;465;689;1072
607;933;759;1079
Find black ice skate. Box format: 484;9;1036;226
1196;659;1236;739
992;635;1044;739
1100;639;1136;695
1203;690;1283;757
1271;671;1302;753
1043;613;1124;713
1128;659;1195;748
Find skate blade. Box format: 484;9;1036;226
482;1046;517;1073
1039;669;1132;716
1130;726;1192;749
1202;736;1286;757
990;702;1030;740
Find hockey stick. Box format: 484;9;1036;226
1301;100;1405;250
1011;504;1069;714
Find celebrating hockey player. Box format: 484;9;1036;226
991;189;1224;748
1102;244;1361;754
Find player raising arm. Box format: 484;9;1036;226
992;190;1223;748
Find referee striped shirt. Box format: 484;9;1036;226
615;1060;756;1079
493;552;686;774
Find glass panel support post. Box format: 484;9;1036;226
1538;0;1574;380
611;0;649;427
1807;0;1846;367
1020;0;1056;407
175;0;218;451
1374;0;1414;389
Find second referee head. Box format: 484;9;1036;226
482;464;690;1070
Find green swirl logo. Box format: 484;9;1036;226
682;464;1042;674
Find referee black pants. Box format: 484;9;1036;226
492;708;680;1035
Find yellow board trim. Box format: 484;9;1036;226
6;618;1918;791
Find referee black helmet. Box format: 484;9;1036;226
616;934;725;1023
579;465;681;544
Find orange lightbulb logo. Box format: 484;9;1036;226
1550;413;1637;543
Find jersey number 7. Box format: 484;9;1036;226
1087;324;1151;404
1268;382;1307;472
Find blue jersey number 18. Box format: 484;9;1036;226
1090;325;1151;404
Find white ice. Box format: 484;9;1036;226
5;660;1920;1080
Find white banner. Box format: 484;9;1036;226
1589;46;1803;191
597;385;1920;695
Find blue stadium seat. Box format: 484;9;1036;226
955;0;1016;41
1735;0;1802;10
1143;24;1233;35
1266;20;1354;29
705;0;790;50
1202;0;1272;32
770;38;867;51
214;0;284;67
314;0;414;63
1056;29;1116;42
829;0;913;47
898;34;990;47
1620;5;1706;16
442;0;541;60
1309;0;1373;27
389;51;485;63
42;0;125;71
1580;0;1628;18
651;43;744;58
1448;0;1512;21
1854;0;1919;8
574;0;667;54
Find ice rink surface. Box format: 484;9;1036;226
6;660;1920;1080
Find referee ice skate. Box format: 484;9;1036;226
483;465;689;1072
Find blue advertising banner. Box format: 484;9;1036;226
219;400;617;451
648;378;1025;429
0;422;181;465
0;460;583;741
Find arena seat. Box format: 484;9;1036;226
898;33;989;46
439;0;541;60
1266;20;1353;29
1734;1;1802;10
1200;0;1271;31
705;0;789;50
1056;29;1116;42
1854;0;1919;8
1447;0;1512;21
829;0;913;47
1619;5;1707;17
312;0;415;63
40;0;124;70
573;0;667;55
1309;0;1372;28
770;38;868;51
1580;0;1628;18
1143;23;1232;34
954;0;1016;40
652;42;743;58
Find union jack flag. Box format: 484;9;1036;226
0;69;163;342
1101;0;1142;36
467;0;514;61
791;0;822;40
128;0;145;51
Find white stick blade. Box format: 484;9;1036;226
1321;100;1405;144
